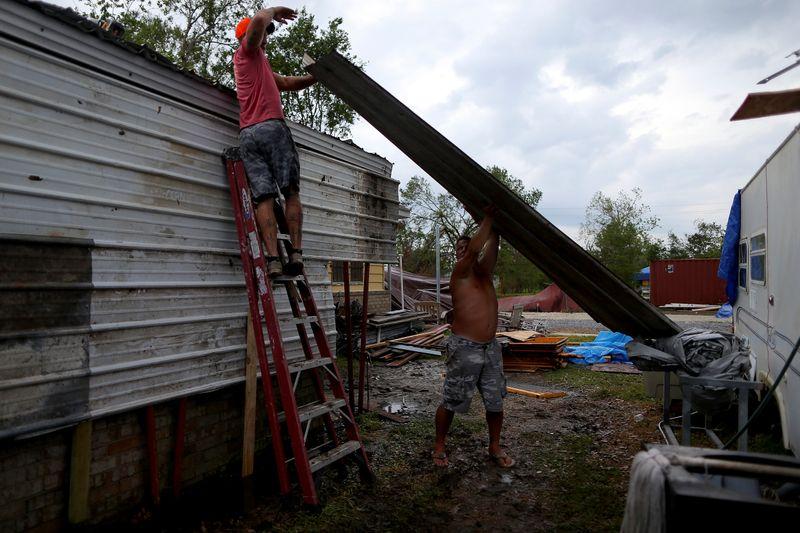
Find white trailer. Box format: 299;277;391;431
734;123;800;456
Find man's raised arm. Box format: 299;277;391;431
243;6;297;52
274;73;316;91
476;230;499;276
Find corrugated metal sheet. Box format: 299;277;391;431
0;4;399;438
307;51;681;338
649;259;727;307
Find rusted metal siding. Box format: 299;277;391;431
0;3;398;438
649;259;727;307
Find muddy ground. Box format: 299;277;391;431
185;359;664;532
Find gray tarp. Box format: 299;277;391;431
628;328;751;409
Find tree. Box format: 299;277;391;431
79;2;360;136
398;175;473;276
580;187;660;285
265;8;363;137
665;220;725;259
82;0;259;85
399;168;548;294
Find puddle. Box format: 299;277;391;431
381;396;420;414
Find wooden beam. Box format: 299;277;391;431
242;310;257;478
358;262;370;414
145;405;160;506
344;261;354;410
68;420;92;524
172;397;187;498
506;386;567;399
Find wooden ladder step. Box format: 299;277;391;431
272;275;305;283
288;357;334;374
276;398;346;424
286;316;318;326
309;440;361;473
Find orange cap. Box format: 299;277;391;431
235;17;251;40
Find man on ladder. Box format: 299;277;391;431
233;6;314;277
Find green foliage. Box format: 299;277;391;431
82;0;260;85
399;168;547;294
580;187;660;285
398;175;477;276
265;8;362;138
665;220;725;259
79;2;360;136
485;166;548;294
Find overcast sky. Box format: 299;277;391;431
58;0;800;241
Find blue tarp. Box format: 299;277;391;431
716;302;733;318
633;266;650;282
718;191;741;305
564;331;634;365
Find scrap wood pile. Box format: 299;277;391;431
367;324;450;367
502;336;569;372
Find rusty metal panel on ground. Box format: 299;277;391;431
306;51;680;339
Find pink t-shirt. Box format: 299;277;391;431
233;44;284;129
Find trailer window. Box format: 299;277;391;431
750;233;766;284
738;240;747;289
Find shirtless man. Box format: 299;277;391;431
433;207;514;468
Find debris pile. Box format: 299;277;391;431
367;324;450;368
502;336;569;373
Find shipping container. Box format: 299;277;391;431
649;258;727;307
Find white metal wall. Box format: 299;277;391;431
735;125;800;455
0;3;398;438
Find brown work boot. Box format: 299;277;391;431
266;258;283;279
285;250;304;276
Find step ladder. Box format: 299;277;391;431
223;148;371;505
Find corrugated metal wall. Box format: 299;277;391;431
649;259;727;307
0;2;398;438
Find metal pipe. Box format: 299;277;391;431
358;262;370;414
344;262;354;409
674;456;800;482
399;255;405;310
435;223;440;320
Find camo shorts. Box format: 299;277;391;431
239;119;300;204
442;334;507;414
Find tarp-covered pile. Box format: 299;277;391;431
627;328;751;409
497;283;582;313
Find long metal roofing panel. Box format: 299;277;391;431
307;51;681;338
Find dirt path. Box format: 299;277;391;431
196;359;661;532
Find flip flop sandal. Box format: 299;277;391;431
489;450;516;468
431;450;449;467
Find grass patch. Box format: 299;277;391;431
273;415;453;532
542;365;650;402
561;334;597;343
526;431;627;532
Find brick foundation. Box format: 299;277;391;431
0;382;290;532
332;290;391;316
